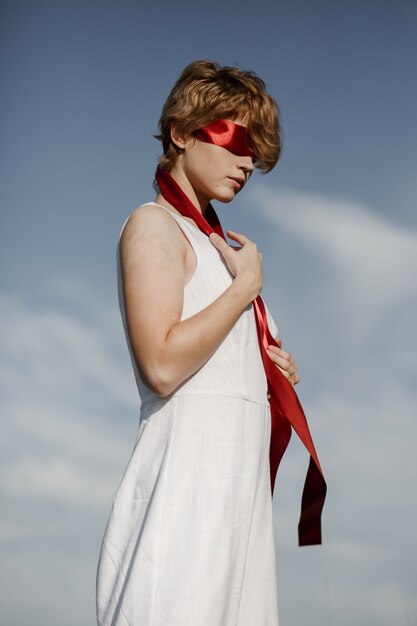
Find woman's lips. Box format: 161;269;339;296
228;177;243;190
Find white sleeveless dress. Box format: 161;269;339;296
96;203;280;626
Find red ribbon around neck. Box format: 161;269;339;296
155;165;327;546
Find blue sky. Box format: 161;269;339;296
1;1;416;625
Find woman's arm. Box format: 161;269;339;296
120;205;263;397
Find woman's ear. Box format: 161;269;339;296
170;124;194;150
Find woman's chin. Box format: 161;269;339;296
214;189;238;204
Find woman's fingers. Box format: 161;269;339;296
226;229;251;245
266;342;299;386
210;230;256;252
209;233;239;264
209;232;229;250
278;366;299;385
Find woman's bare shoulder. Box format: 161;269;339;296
121;202;178;238
119;203;185;258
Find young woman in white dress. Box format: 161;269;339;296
96;59;300;626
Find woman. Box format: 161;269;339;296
96;60;302;626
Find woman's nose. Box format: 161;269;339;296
238;157;255;176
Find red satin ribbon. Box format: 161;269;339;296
163;119;254;159
194;119;254;158
155;130;326;546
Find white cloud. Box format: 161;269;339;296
252;186;417;307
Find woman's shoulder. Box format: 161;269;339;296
120;202;182;241
119;202;186;258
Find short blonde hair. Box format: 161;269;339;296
155;59;282;173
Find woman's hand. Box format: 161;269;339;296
266;337;300;394
209;230;263;301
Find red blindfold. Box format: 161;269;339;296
163;119;254;159
194;119;254;158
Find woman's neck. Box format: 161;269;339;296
158;167;210;216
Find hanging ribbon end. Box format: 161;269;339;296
298;521;322;547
